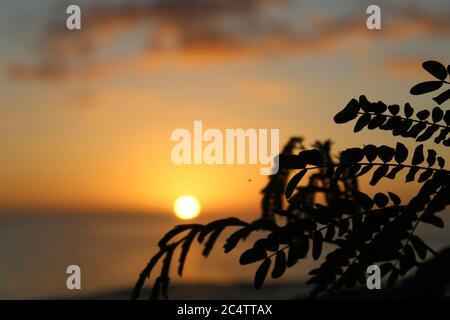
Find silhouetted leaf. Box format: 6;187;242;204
422;60;447;80
404;244;416;264
405;122;426;138
240;248;267;265
434;128;449;144
178;229;199;276
388;192;401;206
272;209;292;218
150;276;162;300
368;114;386;129
160;248;175;300
352;214;363;230
286;236;309;268
388;104;400;115
160;275;171;300
418;169;433;183
444;110;450;126
437;157;446;169
287;245;298;268
279;154;307;169
410;81;443;95
370;164;388;186
428;187;450;214
359;95;371;112
386;165;404;179
331;166;344;186
387;269;399;288
254;258;271;289
394;142;408;163
410;235;427;260
132;250;165;300
325;224;336;241
159;225;198;247
377;145;394;162
306;275;323;285
416;125;439;142
298;149;324;166
348;164;361;177
363;144;378;162
308;267;326;278
312;231;323;260
270;225;297;244
224;226;254;253
433;89;450;105
338;219;349;236
373;193;389;208
427;149;437;167
202;226;225;257
380;116;396;130
356;164;373;177
334;99;360;124
416;110;430;120
380;263;394;276
310;284;327;298
412;144;424;165
272;251;287;279
406;167;420;182
404;103;414;118
198;218;247;243
341;148;364;163
421;214;444;228
354;113;371;132
286;169;307;198
347;263;366;287
254;238;278;252
432;107;444;123
313;204;333;224
373;101;387;114
287;239;306;267
393;118;412;136
298;237;310;257
295;218;318;232
353;191;374;210
444;138;450;146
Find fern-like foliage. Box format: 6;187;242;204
133;60;450;300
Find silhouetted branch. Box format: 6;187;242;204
134;59;450;300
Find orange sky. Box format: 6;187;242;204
1;0;449;216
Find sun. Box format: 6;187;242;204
173;195;201;220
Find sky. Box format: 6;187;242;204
0;0;449;218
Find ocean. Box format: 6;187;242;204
0;211;449;299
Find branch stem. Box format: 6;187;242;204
357;111;449;130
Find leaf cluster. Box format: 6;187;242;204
134;60;450;299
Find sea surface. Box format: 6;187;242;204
0;210;449;299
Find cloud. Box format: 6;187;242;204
384;55;429;77
7;0;450;81
384;54;449;78
44;0;287;55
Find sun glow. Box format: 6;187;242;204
173;195;201;220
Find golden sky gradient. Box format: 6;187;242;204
1;0;449;216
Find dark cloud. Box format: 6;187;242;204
7;0;450;81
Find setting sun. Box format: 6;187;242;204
173;195;201;220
